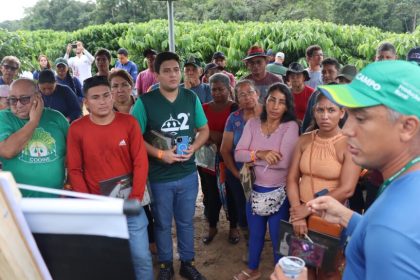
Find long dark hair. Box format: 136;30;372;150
260;82;297;123
306;91;346;132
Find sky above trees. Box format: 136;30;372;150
1;0;419;33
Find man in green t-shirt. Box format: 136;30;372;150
0;78;69;197
132;51;209;280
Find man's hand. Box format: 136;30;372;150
161;147;182;164
29;94;44;125
270;264;308;280
76;41;84;52
66;44;72;54
256;150;282;165
290;204;311;221
307;196;354;227
180;144;196;161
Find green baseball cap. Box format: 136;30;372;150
318;60;420;118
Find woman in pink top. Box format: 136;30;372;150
287;92;360;280
233;83;299;280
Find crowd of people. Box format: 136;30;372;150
0;40;420;280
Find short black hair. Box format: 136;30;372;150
38;69;56;84
376;42;396;55
260;83;297;123
83;76;110;97
154;51;180;74
306;45;322;57
117;48;128;56
95;48;111;61
322;58;341;71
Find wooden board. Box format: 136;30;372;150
0;171;51;280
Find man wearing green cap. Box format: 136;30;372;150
304;60;420;279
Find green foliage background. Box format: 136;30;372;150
1;19;419;74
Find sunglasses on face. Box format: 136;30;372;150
7;96;32;106
2;64;18;71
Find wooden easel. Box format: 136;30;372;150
0;171;51;280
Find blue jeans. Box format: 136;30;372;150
225;169;247;228
127;207;153;280
150;171;199;263
247;185;290;270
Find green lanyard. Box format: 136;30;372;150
377;156;420;198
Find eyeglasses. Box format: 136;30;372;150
7;96;32;106
2;64;18;71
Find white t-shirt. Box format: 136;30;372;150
64;50;94;84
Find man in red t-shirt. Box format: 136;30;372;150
285;62;314;122
67;76;153;280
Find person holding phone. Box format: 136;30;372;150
286;92;360;279
64;41;94;84
131;51;209;280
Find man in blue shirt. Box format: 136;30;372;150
115;48;138;83
181;56;212;104
304;60;420;280
38;69;81;123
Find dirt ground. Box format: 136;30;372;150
152;190;275;280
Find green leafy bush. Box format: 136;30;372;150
1;19;419;75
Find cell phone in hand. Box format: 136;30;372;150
175;136;189;155
314;189;329;198
71;43;77;48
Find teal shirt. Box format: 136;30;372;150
132;88;207;183
0;108;69;197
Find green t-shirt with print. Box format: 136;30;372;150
132;87;207;183
0;108;69;197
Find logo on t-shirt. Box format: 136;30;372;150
161;113;190;136
19;128;58;164
119;139;127;146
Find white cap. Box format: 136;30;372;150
275;52;285;59
0;85;10;98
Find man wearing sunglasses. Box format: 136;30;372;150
0;78;69;197
0;56;20;86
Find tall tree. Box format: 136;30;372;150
21;0;95;31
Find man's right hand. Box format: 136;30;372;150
160;146;182;164
307;196;354;227
66;44;72;54
29;94;44;124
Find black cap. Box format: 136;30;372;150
184;56;202;68
143;48;158;57
407;46;420;65
212;51;226;60
204;63;222;74
285;62;310;81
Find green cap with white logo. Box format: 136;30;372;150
318;60;420;118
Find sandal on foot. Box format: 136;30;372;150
233;270;261;280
